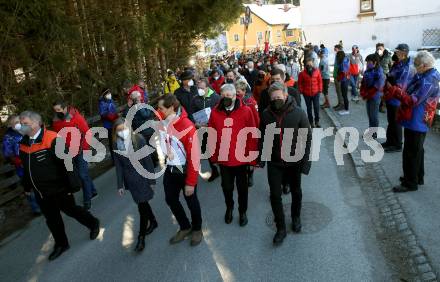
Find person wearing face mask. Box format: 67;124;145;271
286;56;300;84
382;43;416;153
2;115;41;215
253;70;271;103
335;50;351;115
98;88;119;162
52;101;98;210
298;58;323;128
349;45;364;102
243;61;259;90
208;84;258;227
376;43;393;113
208;69;225;94
360;54;386;139
112;118;157;252
258;82;312;246
19;111;100;261
191;78;221;182
174;70;198;122
384;51;439;193
156;94;203;246
318;49;331;108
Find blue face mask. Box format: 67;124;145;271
19;124;32;136
367;63;375;69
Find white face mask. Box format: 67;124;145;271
289;60;294;64
377;49;384;56
105;94;112;100
14;123;22;131
187;79;194;87
117;128;130;140
213;76;220;80
198;89;206;96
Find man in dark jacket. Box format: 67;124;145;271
175;70;198;122
259;82;312;246
243;61;259;90
19;111;100;261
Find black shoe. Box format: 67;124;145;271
208;168;219;182
90;220;100;240
381;142;390;148
273;229;287;246
393;185;418;193
239;213;248;227
248;174;254;187
315;122;321;128
292;217;302;233
384;146;402;153
83;202;91;210
400;176;424;185
134;235;145;252
32;211;42;217
282;184;290;195
91;192;98;201
145;220;158;235
48;245;70;261
224;209;233;224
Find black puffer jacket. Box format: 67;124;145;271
259;96;312;174
175;85;198;122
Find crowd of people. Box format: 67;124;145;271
1;41;439;261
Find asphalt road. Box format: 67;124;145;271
0;115;398;282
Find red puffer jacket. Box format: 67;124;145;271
298;68;323;97
208;98;258;167
52;107;91;153
209;76;225;94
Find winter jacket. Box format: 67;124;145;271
208;76;225;94
98;98;119;129
319;55;330;80
253;74;271;103
387;68;440;133
19;128;77;197
52;107;91;153
385;58;415;107
298;68;323;97
208;98;258;167
286;62;301;81
377;50;393;75
164;77;180;94
175;86;198;122
244;69;260;90
191;88;221;117
336;57;350;82
114;133;155;203
360;66;385;101
259;96;312;174
158;107;200;187
122;103;154;140
239;93;260;127
285;77;295;88
2;128;24;177
349;53;364;76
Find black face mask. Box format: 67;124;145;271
56;112;65;120
306;66;314;75
223;97;234;108
270;99;285;111
226;78;234;84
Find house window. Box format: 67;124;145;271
286;30;293;37
277;30;281;38
240;16;252;25
257;32;263;40
360;0;374;13
234;34;240;41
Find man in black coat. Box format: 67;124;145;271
18;111;100;261
243;61;259;90
175;70;198;122
258;82;312;246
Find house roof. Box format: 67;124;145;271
244;4;301;28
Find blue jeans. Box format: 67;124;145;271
303;94;320;125
27;191;41;213
366;99;380;128
73;152;97;204
350;75;359;97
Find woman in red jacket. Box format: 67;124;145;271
208;69;225;94
298;58;323;128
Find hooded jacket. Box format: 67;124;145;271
360;66;385;101
164;76;181;95
298;68;323;96
158;107;200;187
208;98;258;167
52;106;91;153
259;96;312;174
98;97;119;129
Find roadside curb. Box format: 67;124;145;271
323;107;367;178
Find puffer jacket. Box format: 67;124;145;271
360;66;385;101
298;68;323;96
164;77;180;94
98;97;119;129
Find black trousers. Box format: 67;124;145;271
138;201;156;236
201;131;218;172
267;163;302;230
163;168;202;231
36;193;98;247
341;80;349;110
386;103;403;148
322;79;330;96
219;165;248;214
304;95;320;124
402;128;426;189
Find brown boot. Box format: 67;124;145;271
169;229;192;245
190;230;203;246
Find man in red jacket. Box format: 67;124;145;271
156;94;203;246
52;101;97;210
208;84;258;227
298;58;323;128
208;69;225;94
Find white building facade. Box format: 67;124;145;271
300;0;440;50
